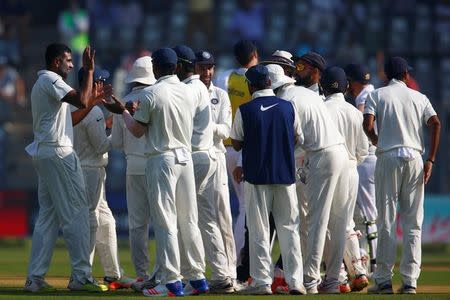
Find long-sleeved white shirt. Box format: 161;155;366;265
365;79;437;155
111;85;149;175
72;105;111;167
208;82;232;153
324;92;368;165
277;84;344;153
183;74;214;152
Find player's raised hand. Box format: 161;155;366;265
82;45;95;71
103;95;125;114
93;82;113;105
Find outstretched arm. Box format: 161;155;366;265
424;115;441;184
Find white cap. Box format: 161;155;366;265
272;50;293;62
266;64;296;90
125;56;156;85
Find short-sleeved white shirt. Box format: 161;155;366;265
364;79;437;154
324;92;368;164
133;75;195;155
278;84;344;153
183;74;214;152
208;82;232;153
72;105;110;167
30;70;74;157
111;85;150;174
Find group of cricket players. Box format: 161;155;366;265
25;39;440;297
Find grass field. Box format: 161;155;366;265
0;239;449;299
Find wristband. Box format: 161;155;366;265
426;159;434;164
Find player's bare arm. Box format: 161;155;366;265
424;115;441;184
62;46;95;108
363;114;378;146
103;95;147;138
72;81;113;126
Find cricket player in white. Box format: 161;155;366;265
267;64;349;294
195;50;237;292
111;56;158;288
103;48;207;297
231;65;304;295
321;67;369;292
345;63;378;275
72;67;133;290
25;44;107;292
364;57;440;294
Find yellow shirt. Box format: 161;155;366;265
224;71;251;145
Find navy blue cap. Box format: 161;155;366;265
245;64;270;86
320;66;348;93
294;51;326;72
78;67;110;86
384;56;412;78
173;45;196;65
195;50;215;65
152;48;178;66
344;63;370;83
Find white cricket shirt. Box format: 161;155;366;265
183;74;214;152
72;105;110;167
364;79;437;155
133;75;195;155
111;86;150;175
208;82;232;153
324;92;368;164
30;70;74;158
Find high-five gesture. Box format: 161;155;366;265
82;45;95;71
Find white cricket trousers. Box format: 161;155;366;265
373;154;424;288
214;152;237;279
342;163;366;278
145;152;205;284
225;146;245;260
193;150;236;280
303;145;350;283
244;182;303;289
28;152;92;284
126;174;152;279
83;166;121;279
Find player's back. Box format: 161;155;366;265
141;75;195;155
280;84;344;152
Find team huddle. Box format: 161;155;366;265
24;39;440;296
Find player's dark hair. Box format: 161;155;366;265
234;40;257;66
154;62;176;76
180;61;195;74
45;43;71;68
387;71;407;81
250;80;271;91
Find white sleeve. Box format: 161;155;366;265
85;107;111;155
355;114;369;165
45;74;74;102
422;96;437;124
133;93;153;124
364;91;377;116
230;108;244;141
214;89;232;140
110;114;124;150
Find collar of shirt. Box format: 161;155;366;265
355;84;374;104
155;74;180;84
37;69;61;78
389;78;407;87
308;82;320;94
182;74;200;84
234;67;247;76
324;92;345;102
251;89;275;100
207;81;215;93
131;85;147;91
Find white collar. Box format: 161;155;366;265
324;92;345;102
182;74;200;84
308;83;320;94
252;89;275;100
155;74;179;84
389;78;407;87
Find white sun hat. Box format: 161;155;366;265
266;64;296;90
125;56;156;85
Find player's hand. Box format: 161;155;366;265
125;100;139;115
105;115;113;129
424;160;433;184
93;82;113;105
82;45;95;71
103;95;125;114
233;166;244;183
